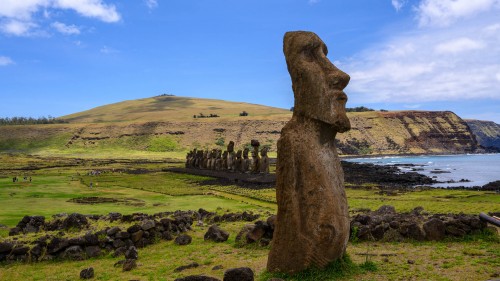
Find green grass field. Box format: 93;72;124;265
0;154;499;280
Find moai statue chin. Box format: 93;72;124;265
267;31;351;274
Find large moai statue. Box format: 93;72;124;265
227;141;236;172
242;148;250;173
250;139;261;174
235;149;243;172
267;31;351;274
260;147;270;174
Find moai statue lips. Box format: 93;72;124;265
267;31;351;274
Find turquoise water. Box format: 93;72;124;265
345;154;500;187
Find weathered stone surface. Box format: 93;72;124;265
122;259;137;271
174;262;199;272
175;234;192;245
85;245;102;258
0;241;14;253
80;267;94;279
204;225;229;242
141;220;155;231
62;245;85;260
223;267;254;281
267;31;351;273
125;246;138;260
423;218;446;241
107;226;121;236
62;213;89;230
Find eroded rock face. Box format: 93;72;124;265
267;31;351;274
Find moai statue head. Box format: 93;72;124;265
222;150;228;158
216;149;222;159
211;149;217;158
243;148;249;159
227;141;235;153
261;147;268;157
203;150;208;158
236;149;242;159
284;31;350;133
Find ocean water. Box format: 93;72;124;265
345;154;500;188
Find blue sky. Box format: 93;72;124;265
0;0;499;123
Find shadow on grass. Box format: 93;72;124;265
259;254;377;281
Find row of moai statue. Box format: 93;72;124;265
185;140;270;174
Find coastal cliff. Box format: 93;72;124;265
465;119;500;152
336;111;479;155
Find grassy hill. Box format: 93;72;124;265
0;96;481;158
62;95;292;123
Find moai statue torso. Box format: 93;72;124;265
215;149;222;171
189;149;197;168
242;148;250;173
209;149;217;170
235;149;242;172
260;147;270;174
202;150;209;169
227;141;236;172
250;139;260;174
267;31;351;274
185;151;192;168
222;151;228;170
196;150;204;169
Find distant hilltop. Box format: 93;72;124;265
0;96;498;157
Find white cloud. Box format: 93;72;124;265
0;56;14;66
53;0;120;23
0;19;37;36
145;0;158;10
392;0;406;12
309;0;320;5
51;21;80;35
342;6;500;104
0;0;120;36
416;0;500;27
434;37;485;54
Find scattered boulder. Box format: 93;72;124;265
174;276;221;281
62;245;85;261
85;246;102;258
62;213;89;230
174;262;200;272
212;265;223;270
141;220;156;231
125;246;138;260
0;241;14;253
175;234;192;245
122;259;137;271
223;267;254;281
80;267;94;279
204;225;229;242
423;218;445;241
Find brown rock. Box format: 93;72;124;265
267;31;351;274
